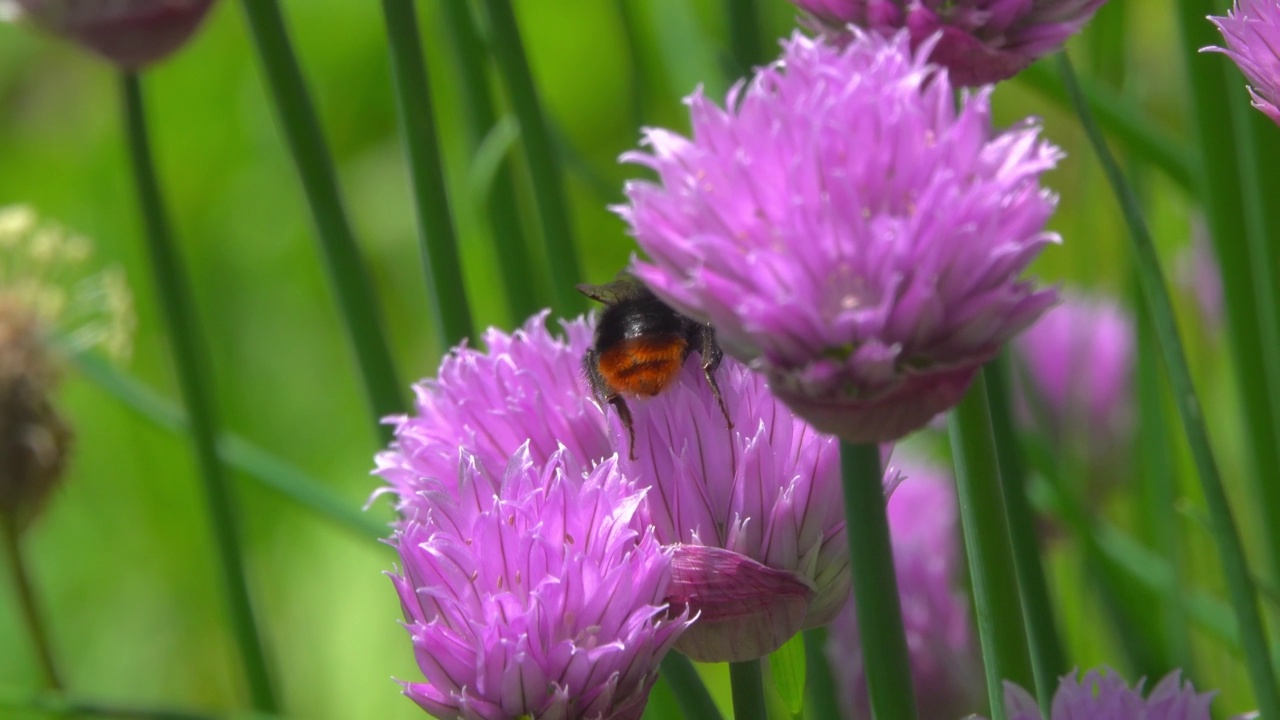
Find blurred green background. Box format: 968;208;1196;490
0;0;1263;718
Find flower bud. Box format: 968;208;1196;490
0;205;133;528
0;298;70;528
7;0;216;69
789;0;1110;85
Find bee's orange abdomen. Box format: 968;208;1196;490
598;335;689;396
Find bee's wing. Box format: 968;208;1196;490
576;281;621;305
576;272;646;305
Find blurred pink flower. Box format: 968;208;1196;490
788;0;1111;85
5;0;215;69
990;668;1219;720
1176;220;1225;334
1012;290;1134;457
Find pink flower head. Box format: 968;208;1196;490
826;457;981;719
391;444;691;720
618;32;1061;444
376;311;892;665
617;357;890;662
995;668;1218;720
375;311;610;522
789;0;1110;85
1012;290;1134;456
1206;0;1280;126
5;0;216;69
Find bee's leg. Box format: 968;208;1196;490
608;395;638;461
583;348;614;405
584;349;639;460
700;324;733;430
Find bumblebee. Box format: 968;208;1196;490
578;272;732;459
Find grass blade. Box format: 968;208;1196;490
1057;51;1280;717
380;0;474;346
239;0;404;435
121;73;278;712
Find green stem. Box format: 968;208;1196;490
948;375;1034;719
1021;423;1238;655
659;654;723;720
1017;62;1192;192
1096;526;1238;654
1132;278;1193;670
1176;0;1280;585
239;0;404;435
0;518;61;690
1035;447;1174;673
729;659;766;720
479;0;585;312
614;0;649;130
983;357;1063;710
841;441;919;720
68;351;385;541
723;0;766;76
379;0;473;347
1084;0;1126;89
1227;82;1280;574
1057;51;1280;718
1250;112;1280;365
802;628;841;720
121;73;278;713
438;0;544;321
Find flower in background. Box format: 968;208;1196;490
826;457;981;720
618;32;1061;444
1012;290;1134;462
1206;0;1280;126
376;310;887;664
990;668;1218;720
2;0;215;70
1176;218;1225;336
391;444;690;719
0;205;132;530
788;0;1110;85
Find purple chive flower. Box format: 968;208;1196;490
1012;290;1134;459
788;0;1110;85
989;668;1219;720
391;444;690;719
1206;0;1280;126
375;311;610;521
376;310;882;665
3;0;216;69
618;32;1061;444
618;357;875;662
826;458;981;720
